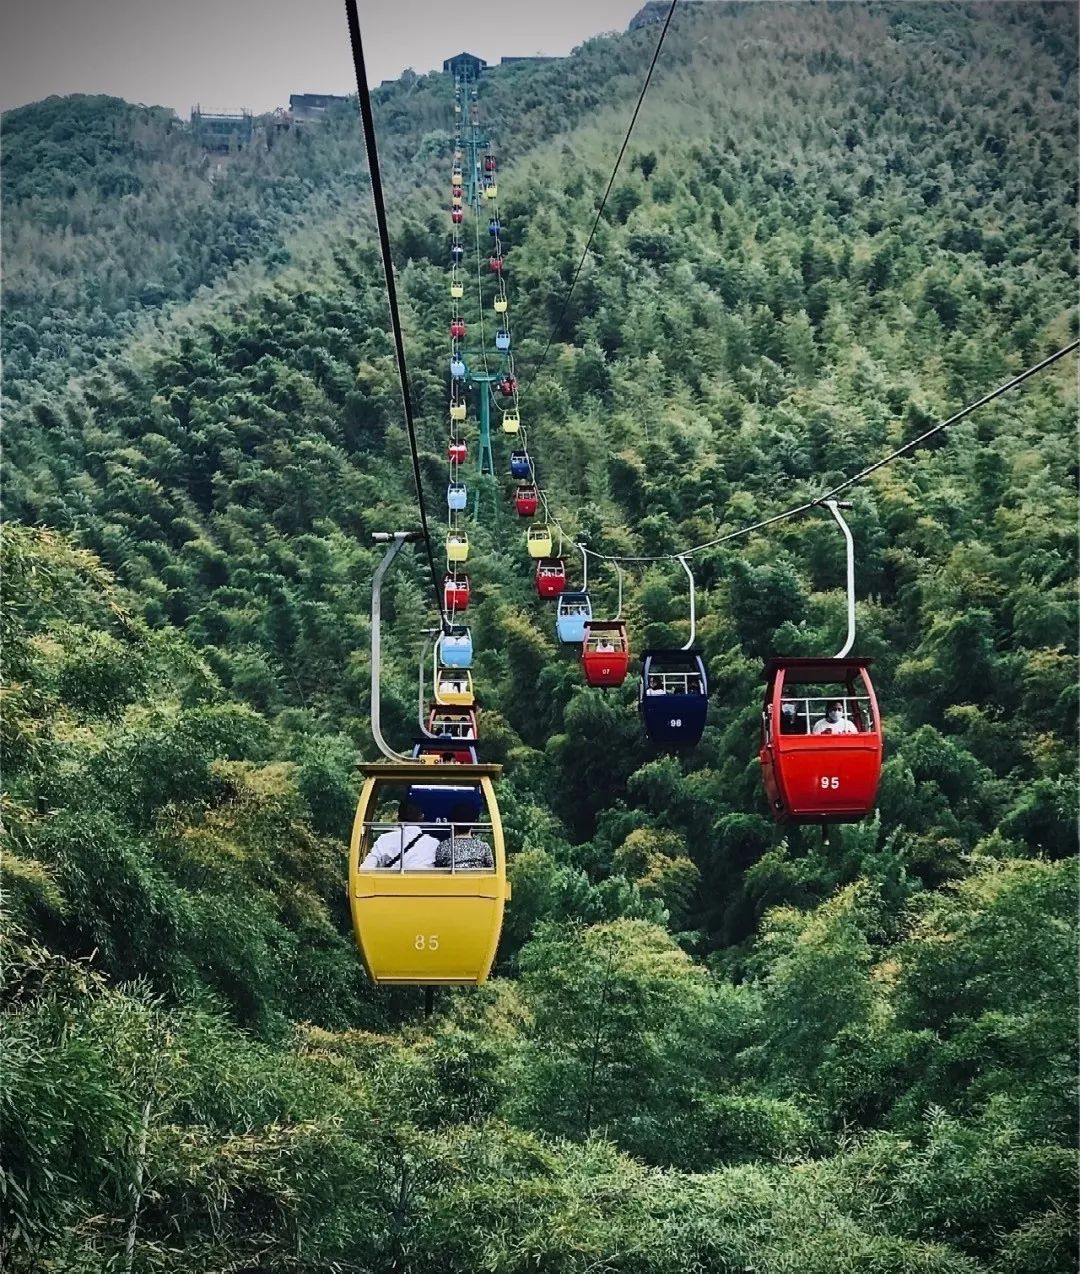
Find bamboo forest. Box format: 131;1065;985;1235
1;3;1077;1271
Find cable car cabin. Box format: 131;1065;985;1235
450;244;464;264
759;657;882;823
509;450;531;479
350;763;509;985
494;295;508;314
407;742;484;824
446;531;469;564
535;557;567;599
451;193;463;209
451;208;464;224
489;256;505;273
494;329;511;352
448;439;467;464
526;523;553;559
451;185;464;199
447;482;467;511
452;168;463;185
640;650;709;746
556;592;593;645
438;625;473;669
501;410;521;436
428;705;477;740
484;155;496;173
582;621;630;688
450;356;466;379
483;182;498;200
435;666;474;707
499;376;517;398
514;485;539;517
450;280;464;300
450;318;465;339
411;737;477;765
443;573;470;612
488;218;502;238
449;399;467;422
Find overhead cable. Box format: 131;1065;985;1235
558;339;1079;565
344;0;443;615
522;0;679;393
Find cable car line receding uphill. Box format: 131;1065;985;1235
344;7;510;989
344;0;1078;984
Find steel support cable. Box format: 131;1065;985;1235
344;0;443;615
522;0;678;395
529;340;1079;566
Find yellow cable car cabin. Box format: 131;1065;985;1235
451;192;463;208
501;409;521;435
449;398;467;422
435;666;475;706
349;763;509;984
484;182;498;199
452;168;463;185
527;523;554;559
446;530;469;564
450;280;464;300
494;296;508;314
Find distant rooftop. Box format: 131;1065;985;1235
443;52;488;78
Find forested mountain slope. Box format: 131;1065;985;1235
2;4;1077;1272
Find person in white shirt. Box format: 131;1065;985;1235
361;802;440;869
813;700;858;735
595;639;615;652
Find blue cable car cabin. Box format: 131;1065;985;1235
447;482;468;511
451;243;464;263
510;451;532;479
494;329;511;352
555;591;592;645
450;356;466;379
639;650;709;746
438;625;473;669
488;217;501;237
407;739;484;823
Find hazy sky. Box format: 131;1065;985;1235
0;0;647;115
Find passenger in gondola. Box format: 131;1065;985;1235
645;675;665;695
595;636;615;652
361;802;439;869
779;700;800;733
813;700;858;735
436;802;494;868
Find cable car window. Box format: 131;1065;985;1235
358;784;494;872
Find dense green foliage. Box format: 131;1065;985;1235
2;4;1077;1270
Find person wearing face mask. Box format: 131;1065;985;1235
813;700;858;735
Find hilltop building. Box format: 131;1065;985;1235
190;107;253;152
443;52;487;79
289;93;351;122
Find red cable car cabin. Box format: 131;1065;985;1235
450;318;465;339
489;256;504;273
759;657;882;823
427;706;478;740
443;573;471;612
581;621;630;688
534;557;566;599
498;376;517;397
448;439;467;464
514;485;539;517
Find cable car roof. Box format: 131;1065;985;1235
764;656;874;683
359;761;502;780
